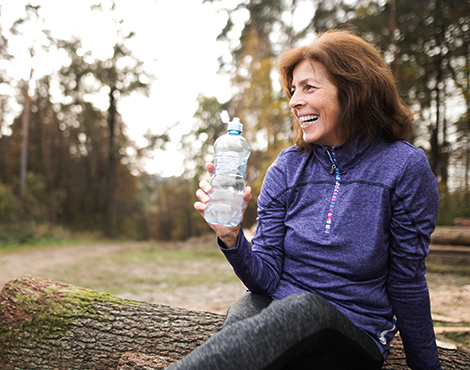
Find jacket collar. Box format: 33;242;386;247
312;136;377;173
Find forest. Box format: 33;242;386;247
0;0;469;245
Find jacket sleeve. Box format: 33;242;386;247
387;149;441;370
219;150;289;296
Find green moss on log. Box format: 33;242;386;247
1;275;142;344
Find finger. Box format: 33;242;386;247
198;180;212;195
243;185;252;203
205;162;215;177
195;188;210;204
242;186;252;213
193;201;208;214
239;186;252;223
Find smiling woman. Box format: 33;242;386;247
191;29;442;370
278;30;413;153
288;59;342;147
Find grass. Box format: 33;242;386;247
0;230;109;254
42;239;240;297
426;262;470;277
425;252;470;351
3;233;470;347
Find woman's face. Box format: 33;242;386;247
289;59;342;147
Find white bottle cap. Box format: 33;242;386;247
228;117;243;133
220;110;243;133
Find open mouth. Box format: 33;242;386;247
299;114;319;127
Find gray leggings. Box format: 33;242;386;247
166;292;384;370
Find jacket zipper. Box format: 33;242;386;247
325;149;340;234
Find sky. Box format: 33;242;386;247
0;0;239;177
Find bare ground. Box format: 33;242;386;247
0;239;247;315
0;236;469;323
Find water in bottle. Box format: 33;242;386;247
205;111;251;227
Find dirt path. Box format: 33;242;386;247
0;242;146;288
1;241;469;324
426;247;470;324
1;238;469;352
0;240;248;315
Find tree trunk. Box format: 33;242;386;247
105;87;117;238
431;226;470;246
1;275;469;370
20;79;31;198
0;275;223;370
40;105;58;224
390;0;399;81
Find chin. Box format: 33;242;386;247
303;134;320;145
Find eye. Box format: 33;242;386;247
305;84;316;91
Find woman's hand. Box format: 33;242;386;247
194;162;252;249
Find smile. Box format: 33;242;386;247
299;114;319;127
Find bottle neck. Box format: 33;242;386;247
228;130;241;135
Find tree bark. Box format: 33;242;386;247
431;226;470;246
0;275;223;369
104;86;117;238
20;78;31;198
0;275;469;370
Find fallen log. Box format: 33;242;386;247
0;275;223;369
0;275;469;369
431;227;470;246
453;219;470;227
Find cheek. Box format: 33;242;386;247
325;95;341;120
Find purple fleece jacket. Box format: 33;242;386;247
220;138;441;370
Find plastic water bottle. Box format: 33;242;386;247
205;111;251;227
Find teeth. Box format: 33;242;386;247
299;115;319;126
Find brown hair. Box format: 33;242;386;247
277;30;413;151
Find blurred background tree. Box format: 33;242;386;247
350;0;470;223
0;0;469;245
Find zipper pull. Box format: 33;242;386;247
326;149;337;175
330;162;337;175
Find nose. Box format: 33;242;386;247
289;90;305;109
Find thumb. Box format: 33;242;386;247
242;186;252;209
206;162;215;177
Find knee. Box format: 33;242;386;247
273;293;338;326
285;292;330;311
222;292;272;329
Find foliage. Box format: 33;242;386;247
0;3;153;243
351;0;470;188
180;95;230;180
138;174;212;241
0;1;469;244
437;184;470;226
188;0;307;226
188;0;470;232
0;179;80;246
0;181;34;244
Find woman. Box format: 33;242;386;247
180;30;441;370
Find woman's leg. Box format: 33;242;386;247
265;294;384;370
165;293;383;370
220;291;272;329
